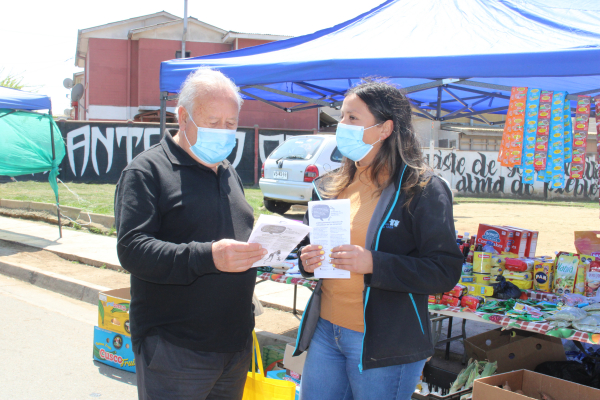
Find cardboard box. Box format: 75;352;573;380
464;328;565;373
476;224;513;254
283;343;306;377
98;288;131;336
504;227;529;257
526;230;538;258
472;369;600;400
92;326;136;373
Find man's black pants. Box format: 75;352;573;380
135;335;252;400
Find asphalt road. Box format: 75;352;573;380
0;274;138;400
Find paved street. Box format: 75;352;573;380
0;274;137;400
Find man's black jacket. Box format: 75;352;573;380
114;130;255;353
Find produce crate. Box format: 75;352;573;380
412;363;472;400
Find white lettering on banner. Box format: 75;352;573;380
116;127;144;165
143;128;161;151
259;134;285;164
428;150;599;200
232;132;246;168
91;127;114;175
66;125;90;177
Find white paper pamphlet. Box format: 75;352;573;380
308;199;351;279
248;214;312;268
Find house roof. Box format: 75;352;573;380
75;12;292;67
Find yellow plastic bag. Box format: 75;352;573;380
242;331;296;400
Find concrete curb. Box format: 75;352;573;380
0;259;109;305
0;259;299;346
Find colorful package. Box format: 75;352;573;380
563;100;573;163
595;96;600;217
521;88;540;183
574;231;600;257
473;251;493;273
534;90;553;171
574;262;588;295
476;224;514;254
507;278;533;290
441;294;461;307
93;326;136;373
499;87;527;167
542;91;566;189
586;261;600;298
444;284;467;298
570;95;591;179
504;258;534;272
534;260;554;293
554;253;580;295
460;275;475;284
466;283;495;297
503;270;533;281
461;295;484;311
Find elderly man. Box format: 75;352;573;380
114;68;266;399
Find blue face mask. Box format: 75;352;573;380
335;122;382;162
183;109;237;164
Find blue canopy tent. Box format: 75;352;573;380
159;0;600;132
0;87;65;237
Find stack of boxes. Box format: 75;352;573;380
93;288;136;373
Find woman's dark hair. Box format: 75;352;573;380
322;78;430;205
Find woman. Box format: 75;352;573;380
294;80;463;400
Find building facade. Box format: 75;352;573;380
73;12;318;129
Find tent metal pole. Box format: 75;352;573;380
239;90;289;111
442;87;492;125
159;91;167;138
247;85;333;107
48;110;62;239
442;105;509;121
0;110;17;120
436;87;442;119
445;85;510;100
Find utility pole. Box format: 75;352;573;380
181;0;188;58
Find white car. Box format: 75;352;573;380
260;134;342;214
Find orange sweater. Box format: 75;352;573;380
320;164;384;332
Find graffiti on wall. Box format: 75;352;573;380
53;122;308;184
428;150;598;200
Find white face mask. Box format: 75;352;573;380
182;109;237;164
335;122;382;161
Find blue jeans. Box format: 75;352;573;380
299;318;426;400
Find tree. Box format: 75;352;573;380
0;68;26;90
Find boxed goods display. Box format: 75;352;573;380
476;225;513;254
472;369;600;400
463;328;565;373
92;326;136;373
445;284;467;298
441;294;461;307
98;288;131;336
472;272;491;285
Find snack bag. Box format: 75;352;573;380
534;259;554;292
574;232;600;257
574;262;588;295
554;253;579;295
580;255;600;298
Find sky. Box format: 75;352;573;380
0;0;385;115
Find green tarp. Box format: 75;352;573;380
0;109;65;203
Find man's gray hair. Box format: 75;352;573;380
177;68;243;117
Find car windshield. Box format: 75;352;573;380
269;137;324;160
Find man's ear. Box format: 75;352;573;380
177;107;188;130
380;119;394;140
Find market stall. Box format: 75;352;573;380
156;0;600;397
0;87;66;237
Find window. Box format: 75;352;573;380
330;146;343;163
175;51;191;59
269;137;324;160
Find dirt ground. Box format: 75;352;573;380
453;202;598;256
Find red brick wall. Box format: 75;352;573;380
130;41;139;107
137;38;231;107
239;101;317;130
88;38;128;106
237;38;274;49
